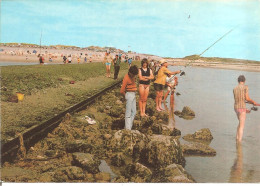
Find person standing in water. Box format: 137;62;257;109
233;75;260;143
138;58;154;117
120;65;139;130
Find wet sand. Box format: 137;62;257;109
167;59;260;72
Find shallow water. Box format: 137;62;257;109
167;66;260;182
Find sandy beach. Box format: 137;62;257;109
1;46;260;72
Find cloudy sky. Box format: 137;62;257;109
1;0;260;60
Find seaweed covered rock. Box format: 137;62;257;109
94;172;111;182
151;124;181;136
133;116;155;131
53;166;85;182
183;128;213;141
181;142;216;156
152;163;195;183
109;105;124;117
65;140;93;153
141;135;185;168
109;129;149;157
154;111;169;122
123;163;153;182
182;106;195;116
111;153;126;167
174;106;195;120
112;176;129;183
72;152;101;174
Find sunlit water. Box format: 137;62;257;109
166;66;260;183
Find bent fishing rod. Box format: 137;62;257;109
185;26;237;67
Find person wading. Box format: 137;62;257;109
233;75;260;143
138;58;154;117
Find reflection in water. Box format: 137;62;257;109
164;92;175;129
229;143;243;183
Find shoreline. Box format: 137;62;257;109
1;46;259;72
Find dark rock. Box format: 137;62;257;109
151;124;181;137
152;163;195;183
72;152;101;173
123;163;153;182
141;135;185;168
7;95;18;103
174;110;182;116
45;150;57;157
183;128;213;141
174;106;195;120
111;117;125;130
111;153;125;167
182;106;195;116
181;142;216;156
65;140;93;153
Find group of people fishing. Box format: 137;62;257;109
118;57;259;143
120;58;182;130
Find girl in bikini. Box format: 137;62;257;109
138;58;154;117
103;52;113;77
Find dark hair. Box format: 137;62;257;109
141;58;149;67
129;65;139;76
238;75;246;82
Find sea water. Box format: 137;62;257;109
167;66;260;182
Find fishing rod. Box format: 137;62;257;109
185;26;237;67
40;29;42;55
199;27;236;57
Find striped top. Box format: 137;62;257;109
233;84;248;109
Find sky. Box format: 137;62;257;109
1;0;260;61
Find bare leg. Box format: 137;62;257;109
236;112;246;142
139;85;145;116
163;90;170;102
142;86;150;116
108;65;111;77
156;91;161;111
159;91;164;110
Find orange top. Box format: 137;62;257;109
120;74;137;94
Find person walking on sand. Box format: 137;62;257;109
39;55;44;65
163;73;178;102
120;65;139;130
103;52;113;77
138;58;154;117
114;54;121;80
233;75;260;143
154;59;181;112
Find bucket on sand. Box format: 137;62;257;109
16;92;24;101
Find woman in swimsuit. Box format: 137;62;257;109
138;58;154;117
103;52;113;77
